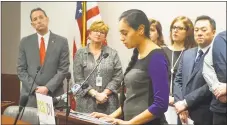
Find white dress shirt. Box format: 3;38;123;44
37;30;50;50
203;34;222;92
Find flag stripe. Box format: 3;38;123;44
77;19;83;45
87;6;100;21
76;1;107;47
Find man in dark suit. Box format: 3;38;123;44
203;30;226;125
17;8;70;107
173;15;216;125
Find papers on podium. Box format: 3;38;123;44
36;93;55;125
70;110;113;125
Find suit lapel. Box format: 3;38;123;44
43;32;56;66
32;34;40;65
188;56;204;81
188;47;210;82
185;48;198;86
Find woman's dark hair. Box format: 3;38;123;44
149;18;165;46
119;9;150;38
30;7;47;21
119;48;139;119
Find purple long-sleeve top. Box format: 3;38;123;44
147;51;169;117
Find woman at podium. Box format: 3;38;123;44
91;9;169;125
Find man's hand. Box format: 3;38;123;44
218;95;227;103
169;96;175;106
174;101;187;114
35;86;49;95
179;110;189;124
214;83;226;98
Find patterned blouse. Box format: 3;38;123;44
73;44;124;114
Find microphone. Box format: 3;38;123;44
19;66;41;120
54;53;109;102
66;72;71;83
54;83;81;103
13;95;28;125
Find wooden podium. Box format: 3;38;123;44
1;115;30;125
55;111;97;125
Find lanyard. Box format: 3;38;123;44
170;49;184;95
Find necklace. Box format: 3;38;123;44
170;49;184;95
170;50;184;74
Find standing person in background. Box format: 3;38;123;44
17;7;70;108
174;15;216;125
203;30;226;125
149;18;166;47
90;9;169;125
73;20;124;114
162;16;196;124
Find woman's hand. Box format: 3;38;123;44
111;119;131;125
95;92;108;103
100;117;131;125
90;112;109;118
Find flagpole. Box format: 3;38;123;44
82;1;87;47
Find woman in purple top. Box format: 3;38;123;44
90;9;169;125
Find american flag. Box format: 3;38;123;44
71;1;104;110
75;1;102;48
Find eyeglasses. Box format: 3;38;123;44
171;26;187;31
93;31;106;35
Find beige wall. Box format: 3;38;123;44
2;2;21;74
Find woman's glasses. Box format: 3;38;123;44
172;26;187;31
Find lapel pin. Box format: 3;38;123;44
52;41;55;43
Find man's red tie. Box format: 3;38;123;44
40;37;46;65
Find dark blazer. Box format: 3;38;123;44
174;47;213;125
17;31;70;107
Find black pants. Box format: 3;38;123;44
213;112;227;125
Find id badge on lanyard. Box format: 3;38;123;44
96;75;102;86
96;62;102;86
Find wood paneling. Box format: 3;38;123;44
1;74;20;105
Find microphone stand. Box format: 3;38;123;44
13;96;28;125
53;54;109;109
65;73;71;125
78;55;107;91
18;66;41;121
